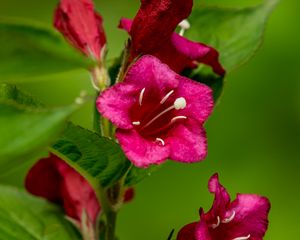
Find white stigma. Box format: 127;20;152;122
211;216;220;229
171;116;187;123
139;88;146;106
174;97;187;110
179;19;191;36
156;138;165;146
222;210;236;224
232;234;251;240
160;90;174;104
132;121;141;126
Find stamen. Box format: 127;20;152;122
222;210;236;224
160;90;174;104
232;234;251;240
211;216;220;229
156;138;165;146
171;116;187;123
141;97;187;129
174;97;187;110
179;19;191;36
139;88;146;106
132;121;141;126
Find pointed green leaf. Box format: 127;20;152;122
52;123;130;188
0;185;80;240
0;18;92;82
187;0;279;72
0;84;77;170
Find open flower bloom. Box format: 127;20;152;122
54;0;106;60
119;0;225;75
97;55;214;168
177;174;271;240
25;154;134;225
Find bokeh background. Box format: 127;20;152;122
0;0;299;239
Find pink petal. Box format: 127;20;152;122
54;0;106;59
60;168;100;223
223;194;270;240
195;220;213;240
204;174;231;222
124;55;179;94
176;76;214;123
167;119;208;163
97;83;138;129
171;34;225;76
116;129;170;168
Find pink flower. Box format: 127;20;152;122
177;174;271;240
54;0;106;60
118;0;225;75
25;154;134;225
97;55;214;168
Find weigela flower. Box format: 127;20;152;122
25;154;133;225
97;55;214;168
54;0;106;60
177;174;271;240
119;0;225;75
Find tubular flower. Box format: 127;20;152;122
25;154;134;225
177;174;271;240
118;0;225;75
54;0;106;60
97;55;214;168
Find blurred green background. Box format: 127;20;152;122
0;0;299;239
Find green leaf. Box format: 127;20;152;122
0;18;92;82
0;185;80;240
0;84;77;171
51;123;130;188
187;0;279;72
125;165;160;186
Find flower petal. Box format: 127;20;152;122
129;0;193;57
171;34;225;75
204;174;231;222
54;0;106;59
25;155;62;203
177;222;198;240
124;55;179;94
220;194;270;240
116;128;170;168
176;76;214;123
167;119;208;163
97;83;138;129
60;168;100;223
195;220;213;240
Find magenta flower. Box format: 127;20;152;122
177;174;271;240
97;55;214;168
25;154;134;225
54;0;106;60
118;0;225;75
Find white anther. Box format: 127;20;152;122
222;210;236;224
179;19;190;36
211;216;220;229
139;88;146;106
171;116;187;123
132;121;141;126
160;90;174;104
174;97;187;110
156;138;165;146
232;234;251;240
